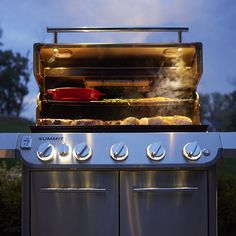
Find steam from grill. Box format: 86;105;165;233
148;58;194;99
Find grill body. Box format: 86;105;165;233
17;132;220;236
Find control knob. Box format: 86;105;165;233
73;142;92;161
147;142;165;161
183;141;202;160
37;142;55;161
59;143;70;157
110;142;128;161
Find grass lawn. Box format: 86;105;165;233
221;158;236;176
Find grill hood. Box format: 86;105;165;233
33;42;202;97
33;27;203;125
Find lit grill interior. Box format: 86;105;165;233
34;43;202;125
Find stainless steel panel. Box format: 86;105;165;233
17;132;221;168
120;170;208;236
31;171;118;236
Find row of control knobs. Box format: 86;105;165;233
37;141;209;162
37;142;92;161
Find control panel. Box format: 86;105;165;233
17;133;221;169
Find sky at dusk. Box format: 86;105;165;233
0;0;236;119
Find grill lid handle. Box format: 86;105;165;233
133;187;198;192
47;27;189;44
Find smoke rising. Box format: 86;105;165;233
148;58;195;99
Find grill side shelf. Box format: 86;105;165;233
220;132;236;158
0;133;18;159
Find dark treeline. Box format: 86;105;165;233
200;91;236;131
0;28;30;118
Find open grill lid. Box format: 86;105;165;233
33;27;203;97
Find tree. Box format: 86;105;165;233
0;28;2;46
200;91;236;131
0;29;30;117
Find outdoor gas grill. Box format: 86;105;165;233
0;27;236;236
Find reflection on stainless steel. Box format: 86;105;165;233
41;187;106;193
120;171;207;236
31;171;118;236
133;186;198;192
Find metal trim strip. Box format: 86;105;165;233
133;187;198;192
40;187;106;193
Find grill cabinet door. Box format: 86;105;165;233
120;171;208;236
31;171;118;236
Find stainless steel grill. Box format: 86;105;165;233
0;132;236;236
0;27;235;236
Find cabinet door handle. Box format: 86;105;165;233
41;187;106;193
133;187;198;192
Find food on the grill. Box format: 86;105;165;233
102;97;186;104
139;118;149;125
148;116;171;125
38;115;192;126
171;115;193;125
71;119;104;126
120;117;140;125
104;120;122;125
